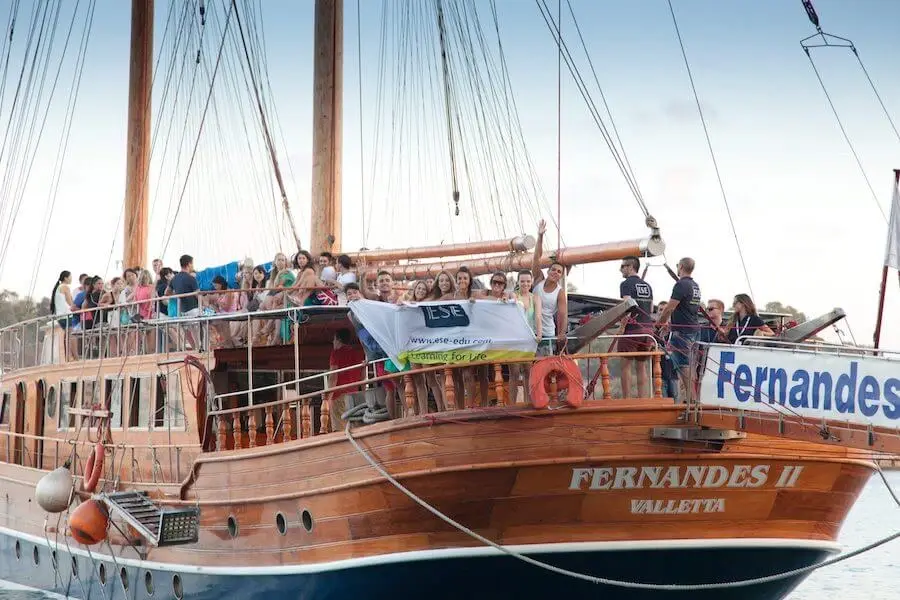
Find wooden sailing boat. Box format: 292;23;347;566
0;2;898;599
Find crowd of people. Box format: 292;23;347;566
44;218;781;408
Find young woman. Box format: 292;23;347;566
133;269;154;351
207;275;237;348
453;267;478;405
50;271;77;360
399;280;444;414
509;270;542;404
429;270;457;300
100;277;125;356
726;294;774;343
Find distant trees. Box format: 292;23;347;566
0;290;50;329
763;301;807;324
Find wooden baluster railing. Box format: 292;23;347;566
216;416;226;451
493;363;506;406
247;410;258;448
283;404;293;441
443;367;457;411
600;357;612;400
233;411;242;450
265;405;275;444
549;372;559;404
301;399;311;438
319;394;330;435
403;374;416;416
652;354;663;398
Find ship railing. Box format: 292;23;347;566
0;286;344;373
0;428;199;485
733;336;900;359
203;342;668;452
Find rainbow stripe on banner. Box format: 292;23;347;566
348;299;538;369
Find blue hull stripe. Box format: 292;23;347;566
0;529;833;600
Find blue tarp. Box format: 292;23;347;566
194;260;276;290
195;261;241;291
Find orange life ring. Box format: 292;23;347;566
81;442;105;493
528;356;584;409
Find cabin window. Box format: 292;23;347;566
46;386;57;419
58;381;78;429
105;378;124;429
81;379;99;409
127;376;151;428
0;391;9;425
154;373;185;429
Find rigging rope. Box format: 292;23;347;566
229;0;301;251
799;0;893;223
346;422;900;591
435;0;462;217
666;0;755;298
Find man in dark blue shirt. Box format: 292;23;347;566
170;255;200;316
656;257;701;400
617;256;654;398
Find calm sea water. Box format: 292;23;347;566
2;471;898;599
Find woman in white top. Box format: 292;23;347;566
50;270;77;361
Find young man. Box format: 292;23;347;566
170;254;201;349
656;257;701;400
344;282;398;418
363;270;399;303
617;256;654;398
327;328;366;432
530;219;568;355
697;299;727;345
71;273;89;329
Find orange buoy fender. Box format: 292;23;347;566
81;443;104;493
529;356;585;409
69;499;109;546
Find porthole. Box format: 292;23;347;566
99;563;107;585
120;566;129;590
275;512;287;535
300;509;313;533
226;515;238;538
32;545;39;566
46;387;57;418
14;540;20;559
173;574;184;599
144;570;154;595
71;555;78;576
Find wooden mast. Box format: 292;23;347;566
310;0;343;255
122;0;154;270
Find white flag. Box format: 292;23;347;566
886;181;900;270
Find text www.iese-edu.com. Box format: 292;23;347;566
408;336;493;345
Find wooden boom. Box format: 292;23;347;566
360;235;665;280
347;235;536;264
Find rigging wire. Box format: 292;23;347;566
665;0;755;298
229;0;301;251
799;1;892;223
435;0;461;218
555;0;561;250
534;0;647;222
159;0;235;256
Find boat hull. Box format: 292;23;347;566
0;530;832;600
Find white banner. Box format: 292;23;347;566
348;299;537;368
886;181;900;270
699;345;900;429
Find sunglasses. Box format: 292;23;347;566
491;279;506;286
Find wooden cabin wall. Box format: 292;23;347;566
0;353;206;484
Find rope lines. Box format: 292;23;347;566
665;0;755;298
799;0;896;223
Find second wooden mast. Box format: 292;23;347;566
311;0;343;255
123;0;154;270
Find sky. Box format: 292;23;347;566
0;0;897;347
